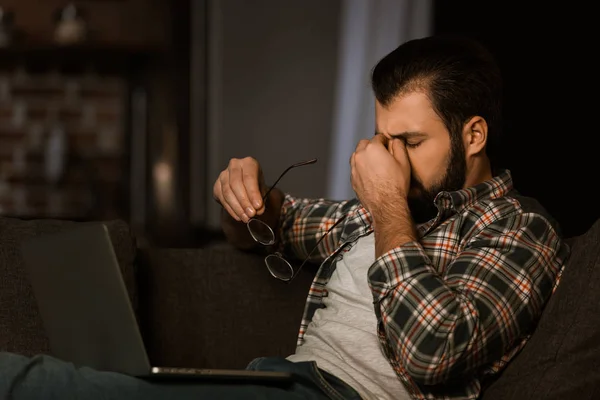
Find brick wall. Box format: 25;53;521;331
0;0;178;231
0;0;169;47
0;65;127;219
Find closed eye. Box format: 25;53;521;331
405;142;423;149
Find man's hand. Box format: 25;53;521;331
213;157;284;251
213;157;267;223
350;134;417;256
350;134;410;217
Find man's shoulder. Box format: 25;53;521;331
472;189;563;237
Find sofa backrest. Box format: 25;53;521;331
0;217;137;357
482;218;600;400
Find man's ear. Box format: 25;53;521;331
462;116;488;157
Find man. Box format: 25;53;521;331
214;34;569;399
0;35;568;400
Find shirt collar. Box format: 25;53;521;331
350;169;513;236
434;169;513;213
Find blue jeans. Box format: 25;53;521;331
0;352;362;400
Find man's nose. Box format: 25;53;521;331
378;134;390;149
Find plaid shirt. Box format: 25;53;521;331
278;170;570;400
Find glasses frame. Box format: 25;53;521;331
262;215;346;282
246;158;346;283
246;158;317;247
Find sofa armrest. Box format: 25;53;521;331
0;217;137;357
136;243;315;369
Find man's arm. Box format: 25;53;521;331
220;183;351;262
368;206;569;385
215;156;349;259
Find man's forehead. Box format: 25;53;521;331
374;131;429;140
375;93;443;135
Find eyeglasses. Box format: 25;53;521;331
247;159;346;282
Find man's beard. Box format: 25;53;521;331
407;137;467;224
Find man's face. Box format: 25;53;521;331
375;91;467;223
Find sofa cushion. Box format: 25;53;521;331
0;217;137;357
136;243;315;369
481;218;600;400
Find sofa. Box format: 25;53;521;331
1;215;599;400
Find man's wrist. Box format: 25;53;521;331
373;197;417;258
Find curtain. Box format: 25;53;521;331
326;0;433;201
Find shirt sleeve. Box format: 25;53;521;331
368;209;569;385
277;194;352;263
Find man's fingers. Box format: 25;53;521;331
219;170;249;222
213;157;267;223
214;176;241;222
243;171;265;214
354;139;370;153
390;138;408;162
222;201;241;222
372;133;387;144
227;164;256;220
240;157;264;210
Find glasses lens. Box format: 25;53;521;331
265;254;293;281
247;218;275;245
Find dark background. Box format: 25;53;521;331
434;1;598;238
0;1;595;244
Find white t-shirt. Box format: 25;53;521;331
287;233;411;400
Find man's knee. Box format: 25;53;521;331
0;352;101;399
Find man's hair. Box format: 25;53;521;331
371;34;503;164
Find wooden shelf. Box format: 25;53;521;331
0;41;164;69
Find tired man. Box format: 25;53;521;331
215;34;569;399
0;35;569;400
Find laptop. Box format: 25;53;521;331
21;223;293;384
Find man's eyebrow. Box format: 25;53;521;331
374;131;428;139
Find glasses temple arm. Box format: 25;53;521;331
289;215;347;281
261;159;317;202
262;165;295;202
